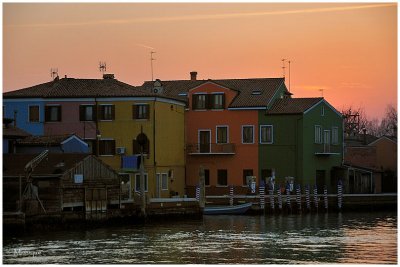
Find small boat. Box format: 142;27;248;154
204;202;252;215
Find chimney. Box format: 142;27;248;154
65;75;67;78
103;74;115;79
190;71;197;81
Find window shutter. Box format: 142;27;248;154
145;140;150;154
206;94;212;109
92;105;97;121
111;140;116;155
111;105;115;120
132;105;136;119
99;140;105;155
98;106;104;120
45;106;50;122
145;104;150;119
79;106;85;121
222;94;226;109
192;95;197;110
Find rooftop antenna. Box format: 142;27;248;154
50;68;58;79
288;60;291;92
319;88;324;97
150;51;156;81
281;59;286;79
99;61;107;74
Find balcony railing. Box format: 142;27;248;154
314;144;342;156
187;143;236;155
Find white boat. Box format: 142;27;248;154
204;202;252;215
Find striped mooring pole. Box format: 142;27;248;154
269;188;275;211
229;185;234;206
305;184;311;211
323;185;328;211
337;181;343;210
286;185;291;211
277;185;283;210
313;185;319;210
195;185;200;201
296;184;301;212
259;186;265;211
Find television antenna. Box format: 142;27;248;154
288;60;292;92
281;58;286;78
99;61;107;74
319;88;324;97
150;51;156;81
50;68;58;79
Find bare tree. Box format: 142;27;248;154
380;104;397;137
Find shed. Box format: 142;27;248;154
3;153;122;219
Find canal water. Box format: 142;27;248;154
3;211;397;264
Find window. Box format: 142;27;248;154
99;139;115;155
204;169;210;186
135;173;148;192
216;126;228;144
260;125;273;144
315;125;322;144
243;169;254;186
211;94;225;109
29;105;40;123
79;105;95;121
133;104;150;120
332;127;339;145
192;94;207;110
217;169;228;186
161;173;168;190
133;138;150;154
100;105;115;120
242;125;254;144
45;105;61;122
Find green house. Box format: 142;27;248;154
258;97;344;192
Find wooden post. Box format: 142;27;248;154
199;166;205;209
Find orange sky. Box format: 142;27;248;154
3;2;397;120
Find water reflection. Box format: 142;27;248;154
3;212;397;264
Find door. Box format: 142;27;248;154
199;130;211;153
324;130;330;153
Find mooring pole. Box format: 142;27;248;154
199;166;205;209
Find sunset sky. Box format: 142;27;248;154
3;2;397;120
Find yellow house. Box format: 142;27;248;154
97;97;186;200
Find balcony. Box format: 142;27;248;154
187;143;236;155
314;144;342;156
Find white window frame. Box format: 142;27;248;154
135;173;149;192
100;104;114;121
99;138;115;156
161;173;168;191
192;93;207;110
242;125;254;144
28;105;40;123
198;129;211;153
80;104;95;121
211;93;224;110
216;125;229;144
315;125;322;144
332;126;339;145
260;125;273;144
45;104;61;122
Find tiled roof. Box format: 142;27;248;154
3;126;32;138
139;78;286;108
267;98;323;114
3;153;89;176
17;134;76;146
3;77;149;98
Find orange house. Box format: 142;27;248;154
186;82;259;195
